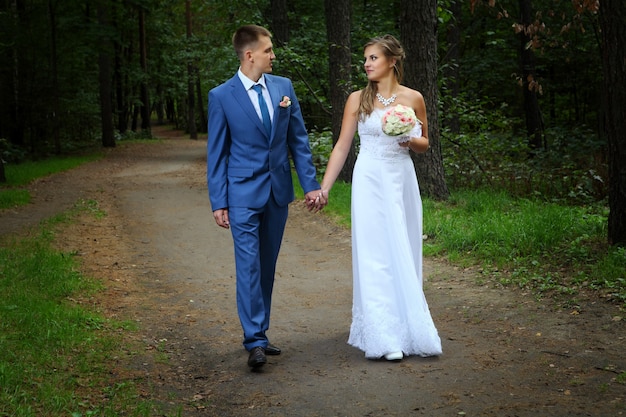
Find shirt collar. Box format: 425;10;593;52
238;69;267;91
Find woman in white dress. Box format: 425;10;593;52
319;35;442;361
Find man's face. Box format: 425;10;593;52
249;35;275;74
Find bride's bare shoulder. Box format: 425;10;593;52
349;90;363;100
399;86;423;100
345;90;362;108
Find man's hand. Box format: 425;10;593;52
213;208;230;229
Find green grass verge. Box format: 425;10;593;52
0;209;158;416
0;188;30;208
421;190;624;304
0;154;102;210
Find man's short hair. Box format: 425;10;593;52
232;25;272;60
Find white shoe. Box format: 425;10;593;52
384;351;403;361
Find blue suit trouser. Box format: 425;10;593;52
228;194;288;351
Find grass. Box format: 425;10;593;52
0;154;102;209
296;174;625;306
422;190;625;302
0;140;172;415
0;208;159;417
293;173;351;228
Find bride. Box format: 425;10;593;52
319;34;442;361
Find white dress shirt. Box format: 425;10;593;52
238;69;274;122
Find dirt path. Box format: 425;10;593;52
1;126;624;416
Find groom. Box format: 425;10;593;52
207;25;325;370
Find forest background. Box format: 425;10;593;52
0;0;624;296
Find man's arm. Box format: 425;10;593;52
207;89;230;212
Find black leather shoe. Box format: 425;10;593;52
247;346;267;369
265;343;281;355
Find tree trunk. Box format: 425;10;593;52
114;46;127;133
400;0;449;200
270;0;289;46
97;0;115;148
48;0;61;154
186;0;197;139
155;83;165;125
196;76;207;133
11;0;26;148
131;103;139;131
166;98;176;125
324;0;354;182
600;0;626;246
138;6;150;133
442;0;461;135
518;0;544;150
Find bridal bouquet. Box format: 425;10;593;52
381;104;419;136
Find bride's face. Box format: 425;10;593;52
363;44;395;82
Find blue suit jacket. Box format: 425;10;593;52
207;74;319;210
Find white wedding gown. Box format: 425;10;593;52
347;108;442;359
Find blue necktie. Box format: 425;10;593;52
252;84;271;136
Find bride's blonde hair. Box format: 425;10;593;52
359;35;406;119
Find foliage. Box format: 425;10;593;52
116;129;156;142
439;92;607;204
309;129;334;174
452;0;602;128
0;0;103;156
0;0;609;201
1;138;28;163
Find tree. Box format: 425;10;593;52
441;0;462;135
98;0;115;148
600;0;626;246
186;0;197;139
270;0;289;46
2;0;33;150
324;0;355;182
401;0;450;200
0;0;612;209
516;0;544;150
48;0;61;153
138;5;150;133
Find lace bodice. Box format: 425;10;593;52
358;108;422;160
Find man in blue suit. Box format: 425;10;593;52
207;25;326;370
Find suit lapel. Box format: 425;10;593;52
266;77;280;111
229;76;268;137
266;77;281;142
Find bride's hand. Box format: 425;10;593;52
398;136;411;148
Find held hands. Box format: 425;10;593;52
213;189;327;229
305;189;328;212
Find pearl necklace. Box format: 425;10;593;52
376;92;397;107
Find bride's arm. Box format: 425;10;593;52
406;90;429;153
320;91;360;194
